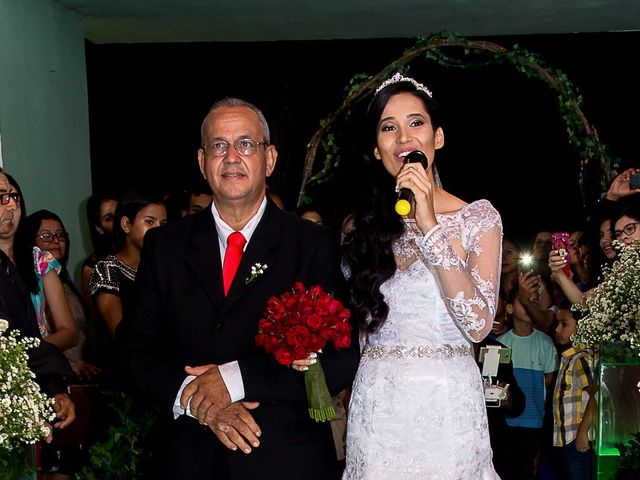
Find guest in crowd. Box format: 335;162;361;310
182;178;213;216
296;204;324;225
117;97;359;480
25;209;101;380
498;286;558;479
549;168;639;304
613;199;640;246
81;192;118;307
89;189;166;340
552;303;595;480
9;179;79;353
0;168;76;479
475;316;526;478
337;73;502;478
517;230;555;334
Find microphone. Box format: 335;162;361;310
394;150;429;216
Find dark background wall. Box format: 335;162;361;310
85;32;640;244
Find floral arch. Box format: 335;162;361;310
298;33;617;208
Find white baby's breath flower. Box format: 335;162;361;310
0;324;54;450
573;241;640;356
245;263;268;285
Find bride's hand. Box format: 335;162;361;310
291;352;318;372
396;162;437;234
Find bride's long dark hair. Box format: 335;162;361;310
343;80;441;332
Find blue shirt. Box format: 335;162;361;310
498;329;558;428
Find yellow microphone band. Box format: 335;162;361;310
395;199;411;216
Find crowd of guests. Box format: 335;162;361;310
1;152;638;479
484;167;640;479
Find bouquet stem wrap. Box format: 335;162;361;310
304;358;335;422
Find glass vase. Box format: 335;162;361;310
596;340;640;479
0;444;36;480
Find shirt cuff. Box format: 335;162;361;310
172;375;196;420
219;361;245;402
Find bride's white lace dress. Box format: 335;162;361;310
343;200;502;480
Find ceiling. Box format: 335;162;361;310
56;0;640;44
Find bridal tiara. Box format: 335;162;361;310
374;72;433;98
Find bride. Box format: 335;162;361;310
341;73;502;479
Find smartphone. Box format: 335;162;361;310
518;253;540;275
552;232;571;276
630;172;640;190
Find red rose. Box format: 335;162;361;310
275;347;294;365
285;325;311;347
305;314;323;330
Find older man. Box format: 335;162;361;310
0;168;75;438
118;98;359;480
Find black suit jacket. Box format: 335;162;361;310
117;200;360;480
0;250;73;396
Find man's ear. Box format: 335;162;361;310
265;145;278;177
435;127;445;150
197;148;207;181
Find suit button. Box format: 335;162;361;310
216;323;224;331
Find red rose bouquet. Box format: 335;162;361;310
255;282;352;421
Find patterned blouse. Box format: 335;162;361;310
31;246;61;338
88;255;138;323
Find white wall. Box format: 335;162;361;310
0;0;92;283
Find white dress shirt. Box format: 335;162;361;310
173;196;267;419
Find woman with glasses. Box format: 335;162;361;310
13;197;79;353
549;174;639;305
28;209;102;380
613;201;640;246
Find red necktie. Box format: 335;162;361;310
222;231;246;296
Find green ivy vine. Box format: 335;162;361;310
298;32;618;207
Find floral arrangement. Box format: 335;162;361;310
256;282;352;421
572;241;640;355
0;319;55;450
245;263;268;285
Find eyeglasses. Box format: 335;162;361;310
614;222;638;239
38;230;68;242
0;192;21;205
202;138;268;157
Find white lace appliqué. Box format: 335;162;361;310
343;200;502;480
416;200;502;342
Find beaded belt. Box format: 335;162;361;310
362;344;473;359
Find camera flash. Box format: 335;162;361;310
520;253;534;266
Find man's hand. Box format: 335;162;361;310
52;393;75;429
181;364;232;425
210;401;261;454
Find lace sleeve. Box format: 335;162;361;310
417;201;502;342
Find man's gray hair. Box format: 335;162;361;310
200;98;270;145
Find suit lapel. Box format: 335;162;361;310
221;202;283;315
185;211;225;309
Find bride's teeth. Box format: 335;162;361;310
399;152;409;157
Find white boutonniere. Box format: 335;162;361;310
246;263;268;285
